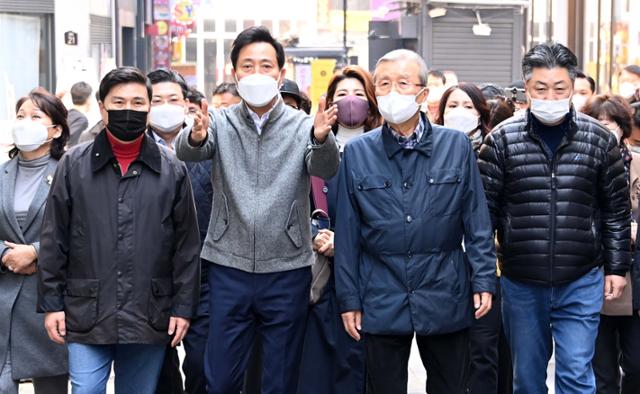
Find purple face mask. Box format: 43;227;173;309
336;96;370;128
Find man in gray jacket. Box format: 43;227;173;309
175;26;340;394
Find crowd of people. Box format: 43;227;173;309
1;25;640;394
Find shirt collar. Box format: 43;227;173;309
245;99;277;135
388;115;425;149
151;130;174;149
382;113;433;158
241;96;285;135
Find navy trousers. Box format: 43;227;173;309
297;274;366;394
156;264;210;394
205;264;310;394
468;279;513;394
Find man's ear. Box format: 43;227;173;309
99;100;109;125
278;67;287;87
416;87;429;105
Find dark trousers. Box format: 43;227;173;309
205;264;310;394
365;329;469;394
593;314;640;394
243;336;262;394
156;299;209;394
183;313;209;394
297;277;365;394
156;347;183;394
32;375;69;394
468;280;513;394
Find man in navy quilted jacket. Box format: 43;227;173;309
146;69;212;394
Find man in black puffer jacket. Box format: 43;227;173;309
478;42;631;394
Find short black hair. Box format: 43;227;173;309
299;91;312;115
186;86;206;104
478;83;505;100
99;66;152;102
631;102;640;128
522;42;578;82
230;26;285;69
147;69;188;99
212;82;240;97
576;71;596;93
70;81;93;105
428;70;446;85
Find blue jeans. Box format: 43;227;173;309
502;267;603;394
68;343;165;394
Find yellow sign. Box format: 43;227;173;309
328;10;372;33
310;58;337;114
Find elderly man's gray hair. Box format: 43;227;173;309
522;42;578;82
374;49;429;85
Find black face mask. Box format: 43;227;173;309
106;109;149;141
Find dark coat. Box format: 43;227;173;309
335;116;496;336
478;110;631;286
0;156;68;379
37;130;201;345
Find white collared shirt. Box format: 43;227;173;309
245;99;279;135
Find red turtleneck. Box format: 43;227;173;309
106;132;143;175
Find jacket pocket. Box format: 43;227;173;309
148;278;173;331
355;175;394;221
211;193;229;241
427;169;462;216
285;201;303;248
64;278;99;333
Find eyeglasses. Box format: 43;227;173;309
375;80;425;95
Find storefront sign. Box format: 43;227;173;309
64;31;78;46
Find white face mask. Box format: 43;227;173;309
236;73;280;107
619;82;638;99
608;125;623;144
149;103;185;134
572;95;589;112
426;86;445;104
444;107;480;133
12;120;53;152
377;91;422;125
530;97;571;125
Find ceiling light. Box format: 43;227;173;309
472;10;492;36
428;7;447;18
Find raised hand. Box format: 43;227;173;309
313;96;338;144
188;98;210;145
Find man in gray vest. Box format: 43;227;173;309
175;26;340;394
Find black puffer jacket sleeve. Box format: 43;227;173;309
599;134;632;276
477;132;504;231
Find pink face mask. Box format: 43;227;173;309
336;96;370;128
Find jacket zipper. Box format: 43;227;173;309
548;137;571;285
550;168;556;284
250;114;261;273
529;118;573;285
